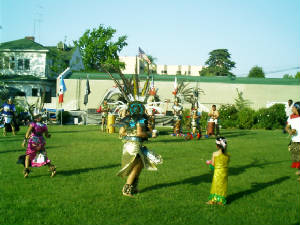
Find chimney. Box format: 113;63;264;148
25;36;35;42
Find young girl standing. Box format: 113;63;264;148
285;102;300;181
207;137;230;205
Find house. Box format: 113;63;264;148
0;37;83;108
0;36;51;78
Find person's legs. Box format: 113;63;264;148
24;155;30;178
47;163;56;177
123;157;143;196
11;124;15;135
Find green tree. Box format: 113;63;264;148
248;66;265;78
74;25;127;72
295;71;300;79
199;49;236;76
283;74;294;79
234;89;252;110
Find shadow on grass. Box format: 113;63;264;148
228;176;290;204
50;129;98;134
140;173;212;193
0;148;24;154
229;159;289;176
141;159;289;194
220;130;256;138
58;163;120;176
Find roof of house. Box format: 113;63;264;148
66;72;300;86
0;38;48;51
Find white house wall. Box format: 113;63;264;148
0;51;48;78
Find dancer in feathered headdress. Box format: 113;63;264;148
102;48;163;197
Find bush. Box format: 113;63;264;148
57;111;71;124
237;108;255;129
254;104;286;130
200;111;208;130
219;104;238;129
181;108;191;131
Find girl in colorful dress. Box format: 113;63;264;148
285;102;300;181
21;114;56;178
207;137;230;205
117;101;162;197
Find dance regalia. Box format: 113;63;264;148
1;103;17;132
117;119;162;178
173;105;183;134
287;115;300;168
209;153;230;204
26;122;50;167
191;109;201;132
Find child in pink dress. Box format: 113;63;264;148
21;114;56;178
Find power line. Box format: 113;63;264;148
237;66;300;76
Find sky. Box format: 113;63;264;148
1;0;299;78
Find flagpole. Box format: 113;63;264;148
60;103;63;125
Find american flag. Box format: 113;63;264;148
138;47;151;64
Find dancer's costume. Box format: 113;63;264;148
117;103;162;178
25;121;51;167
191;109;201;133
209;153;230;204
1;102;17;132
172;104;183;134
101;69;163;181
287;114;300;169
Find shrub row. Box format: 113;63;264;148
181;103;287;130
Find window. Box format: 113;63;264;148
44;91;51;103
10;57;15;70
4;57;9;69
18;59;24;70
24;59;30;70
32;88;38;96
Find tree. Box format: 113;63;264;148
199;49;235;76
234;88;252;110
283;74;294;79
295;72;300;79
74;25;127;72
248;66;265;78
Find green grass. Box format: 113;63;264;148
0;126;299;225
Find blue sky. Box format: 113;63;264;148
1;0;299;77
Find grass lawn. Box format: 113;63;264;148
0;125;299;225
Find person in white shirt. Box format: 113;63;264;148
285;99;293;117
285;101;300;181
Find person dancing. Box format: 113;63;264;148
0;97;17;136
285;102;300;181
172;99;183;135
117;102;162;197
207;137;230;205
20;113;56;178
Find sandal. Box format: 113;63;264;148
23;168;30;178
122;184;134;197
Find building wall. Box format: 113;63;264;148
119;56;203;76
0;50;48;78
56;78;300;111
156;64;203;76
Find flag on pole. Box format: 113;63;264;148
149;75;156;96
58;76;67;103
84;77;91;105
172;76;178;95
138;47;151;64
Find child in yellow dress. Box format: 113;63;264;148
207;137;230;205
